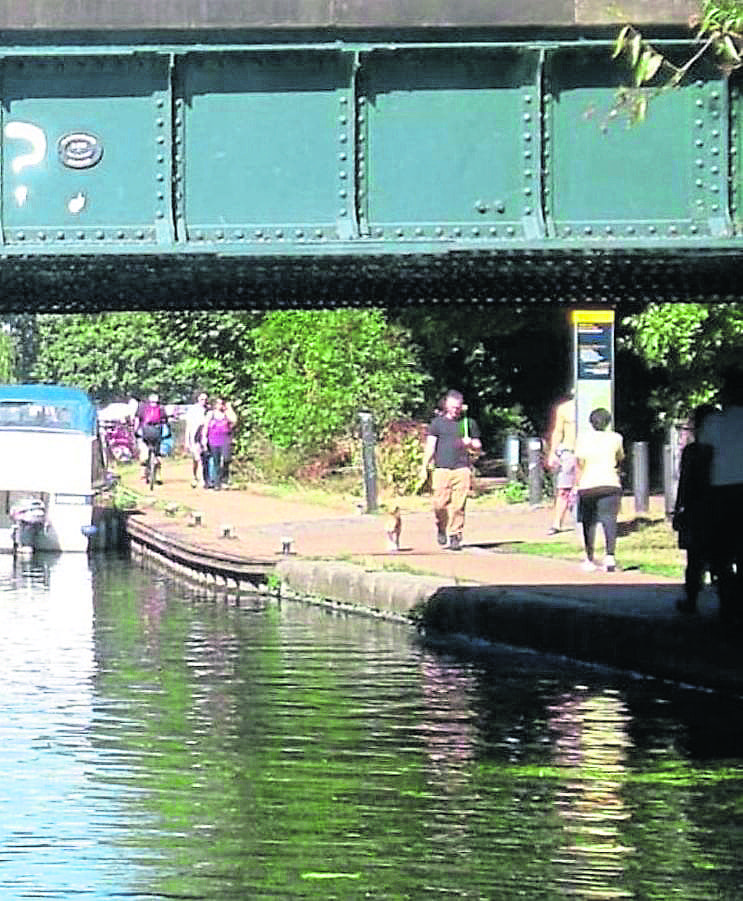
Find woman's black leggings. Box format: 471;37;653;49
579;488;621;557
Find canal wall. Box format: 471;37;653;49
125;516;743;696
90;505;129;551
277;560;743;695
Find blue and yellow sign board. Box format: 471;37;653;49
571;310;614;437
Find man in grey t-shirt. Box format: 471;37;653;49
419;390;481;551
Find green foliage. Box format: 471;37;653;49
161;311;258;402
0;327;17;383
611;1;743;124
33;313;186;400
620;302;743;419
32;311;258;404
249;310;428;456
376;420;427;496
698;0;743;43
497;479;529;504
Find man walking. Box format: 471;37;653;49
546;389;577;534
419;389;481;551
184;391;209;488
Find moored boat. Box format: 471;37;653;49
0;384;112;553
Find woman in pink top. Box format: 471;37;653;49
574;407;624;573
202;397;237;490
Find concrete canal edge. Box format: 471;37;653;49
275;558;453;621
125;516;743;696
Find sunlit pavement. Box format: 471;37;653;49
120;459;684;597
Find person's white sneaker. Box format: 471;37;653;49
580;559;598;573
604;555;616;572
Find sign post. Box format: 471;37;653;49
571;309;615;438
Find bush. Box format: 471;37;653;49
238;433;307;484
376;420;426;495
498;479;529;504
249;310;428;456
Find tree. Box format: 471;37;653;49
33;313;184;401
32;311;258;405
0;326;17;383
620;302;743;419
249;310;428;455
392;305;572;444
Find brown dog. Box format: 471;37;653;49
385;506;402;552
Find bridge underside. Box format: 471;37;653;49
2;247;741;312
0;32;742;309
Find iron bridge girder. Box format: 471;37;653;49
0;37;740;308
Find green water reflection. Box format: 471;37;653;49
3;555;743;899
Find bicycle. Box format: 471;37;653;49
145;443;159;491
140;422;170;491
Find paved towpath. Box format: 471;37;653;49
122;460;697;616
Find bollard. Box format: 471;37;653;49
527;437;543;507
632;440;649;514
662;443;674;517
505;434;520;480
358;410;378;514
663;421;684;517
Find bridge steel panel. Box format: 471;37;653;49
0;38;741;308
545;48;730;242
2;55;173;245
357;48;543;242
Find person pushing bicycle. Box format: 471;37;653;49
135;393;169;484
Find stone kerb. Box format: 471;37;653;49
275;558;451;616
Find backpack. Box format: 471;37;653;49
140;402;163;426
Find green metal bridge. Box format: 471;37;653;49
0;0;740;309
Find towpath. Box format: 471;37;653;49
121;459;679;593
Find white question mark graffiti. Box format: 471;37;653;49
3;121;47;207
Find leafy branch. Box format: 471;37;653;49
611;0;743;123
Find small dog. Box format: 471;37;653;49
384;506;402;552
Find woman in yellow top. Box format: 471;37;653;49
574;408;624;573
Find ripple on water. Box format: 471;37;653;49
0;555;741;899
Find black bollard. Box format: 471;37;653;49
632;440;649;514
358;411;379;514
527;437;543;507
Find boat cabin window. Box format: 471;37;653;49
0;401;75;429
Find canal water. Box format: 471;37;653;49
1;554;742;900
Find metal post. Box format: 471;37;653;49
663;421;683;517
527;437;543;507
505;434;520;480
632;440;649;514
358;411;378;514
662;443;673;517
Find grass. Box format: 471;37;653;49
496;515;684;580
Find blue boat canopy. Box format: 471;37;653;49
0;384;96;435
